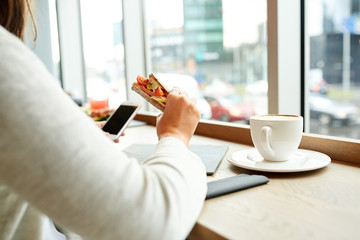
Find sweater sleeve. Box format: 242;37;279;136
0;26;207;240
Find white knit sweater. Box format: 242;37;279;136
0;26;207;240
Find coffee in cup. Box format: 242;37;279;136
250;114;303;161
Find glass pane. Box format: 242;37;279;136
30;0;61;83
144;0;267;123
80;0;126;114
48;0;61;82
307;0;360;139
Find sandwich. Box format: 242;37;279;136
131;73;169;111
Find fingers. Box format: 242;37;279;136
156;113;163;123
157;87;200;147
167;87;196;112
182;91;189;98
96;121;121;143
169;87;181;95
170;87;188;96
95;121;106;129
104;131;121;143
189;96;197;105
169;87;191;99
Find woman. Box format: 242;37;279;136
0;1;207;239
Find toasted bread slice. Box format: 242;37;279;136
131;83;166;112
148;73;170;93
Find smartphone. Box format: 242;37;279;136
102;101;141;141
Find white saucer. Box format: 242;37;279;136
227;148;331;173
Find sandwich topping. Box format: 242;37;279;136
135;75;168;106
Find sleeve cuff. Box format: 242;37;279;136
158;136;187;148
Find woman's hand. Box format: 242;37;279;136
95;121;123;143
156;87;201;147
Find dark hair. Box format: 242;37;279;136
0;0;37;41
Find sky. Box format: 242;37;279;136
80;0;183;68
74;0;349;67
145;0;183;29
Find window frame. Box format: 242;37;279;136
131;0;360;165
267;0;302;116
56;0;87;101
54;0;360;165
122;0;148;107
134;112;360;166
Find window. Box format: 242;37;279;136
80;0;126;110
306;0;360;139
44;0;359;142
29;0;61;84
143;0;267;123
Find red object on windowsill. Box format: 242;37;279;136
89;98;109;110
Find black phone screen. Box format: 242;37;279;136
102;104;138;135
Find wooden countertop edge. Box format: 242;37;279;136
134;113;360;166
188;222;228;240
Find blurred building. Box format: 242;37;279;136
309;0;360;86
310;33;360;85
183;0;229;62
149;0;267;86
150;28;184;74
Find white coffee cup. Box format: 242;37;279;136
250;114;303;161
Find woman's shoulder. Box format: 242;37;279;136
0;25;49;85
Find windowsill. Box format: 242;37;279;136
134;112;360;166
123;117;360;240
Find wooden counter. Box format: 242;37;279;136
122;123;360;240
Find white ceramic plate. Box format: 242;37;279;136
227;148;331;173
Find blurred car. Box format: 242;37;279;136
245;79;267;96
204;94;256;122
245;75;329;96
203;79;236;96
155;73;212;120
309;68;328;94
310;78;328;94
309;93;358;126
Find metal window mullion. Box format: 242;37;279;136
30;0;57;82
56;0;87;102
267;0;301;115
122;0;148;107
303;0;310;132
